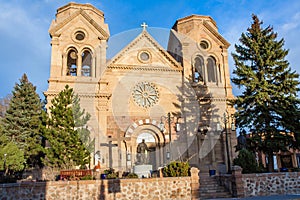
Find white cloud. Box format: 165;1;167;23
0;2;51;96
280;12;300;33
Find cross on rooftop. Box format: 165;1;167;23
141;22;148;31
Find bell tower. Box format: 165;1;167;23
168;15;237;170
45;2;109;97
45;3;110;166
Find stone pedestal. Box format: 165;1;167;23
133;165;153;178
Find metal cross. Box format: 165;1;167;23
141;22;148;31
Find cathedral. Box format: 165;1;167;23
45;2;237;173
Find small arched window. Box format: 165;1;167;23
81;50;92;77
207;56;217;82
194;56;204;82
67;49;78;76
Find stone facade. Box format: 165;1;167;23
45;2;237;173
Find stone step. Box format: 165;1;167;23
199;188;228;193
199;192;232;199
200;185;224;190
199;175;232;199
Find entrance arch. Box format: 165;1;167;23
124;119;167;170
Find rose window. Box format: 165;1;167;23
132;82;159;108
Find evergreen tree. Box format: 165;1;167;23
233;149;258;174
231;15;300;172
0;94;11;118
1;74;43;169
0;134;25;175
44;85;91;169
73;94;94;154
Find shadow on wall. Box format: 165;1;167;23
98;178;121;200
172;73;221;170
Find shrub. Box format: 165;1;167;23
80;174;94;180
106;173;118;179
163;161;190;177
103;168;114;175
233;149;259;173
104;168;118;179
125;173;138;179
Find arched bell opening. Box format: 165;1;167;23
67;48;78;76
81;49;92;77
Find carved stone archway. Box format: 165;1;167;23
124;119;167;170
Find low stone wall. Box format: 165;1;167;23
242;172;300;197
219;166;300;198
0;178;190;200
0;168;200;200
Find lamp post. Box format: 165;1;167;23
217;113;235;174
159;112;181;161
3;153;7;175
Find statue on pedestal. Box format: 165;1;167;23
136;139;149;164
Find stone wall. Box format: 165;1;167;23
242;172;300;197
0;177;195;200
219;166;300;198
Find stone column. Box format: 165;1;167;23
231;165;244;198
190;167;200;200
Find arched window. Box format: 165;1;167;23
67;49;78;76
194;56;204;82
207;56;217;82
81;50;92;77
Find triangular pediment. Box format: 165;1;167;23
174;15;230;48
202;20;230;48
107;30;182;72
49;8;109;40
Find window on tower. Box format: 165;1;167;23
67;49;78;76
207;56;217;82
194;56;204;83
81;50;92;77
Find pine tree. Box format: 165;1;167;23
231;15;300;172
0;94;11;118
1;74;44;169
44;85;91;169
73;94;95;155
0;134;25;175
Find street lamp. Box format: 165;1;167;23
127;152;131;161
3;153;7;174
217;113;235;174
159;112;181;161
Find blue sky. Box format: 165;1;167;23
0;0;300;98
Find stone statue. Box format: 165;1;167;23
136;139;150;164
236;131;247;151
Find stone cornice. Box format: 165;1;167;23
44;91;111;99
57;3;104;17
107;64;182;72
203;21;230;48
47;78;99;84
49;9;109;40
175;14;217;28
198;97;228;102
